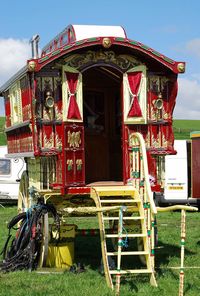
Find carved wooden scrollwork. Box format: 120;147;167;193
63;50;141;71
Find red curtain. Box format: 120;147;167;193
65;72;81;120
127;72;142;117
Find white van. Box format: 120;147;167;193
157;140;200;206
0;146;25;203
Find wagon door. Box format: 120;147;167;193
62;66;85;189
122;65;147;182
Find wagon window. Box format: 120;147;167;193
0;159;11;175
62;33;68;45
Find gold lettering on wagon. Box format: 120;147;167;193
67;131;81;148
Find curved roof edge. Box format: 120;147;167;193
38;37;185;74
0;36;185;94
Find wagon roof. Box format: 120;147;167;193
0;24;185;94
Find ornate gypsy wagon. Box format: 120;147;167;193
0;25;186;290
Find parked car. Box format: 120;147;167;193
0;146;25;203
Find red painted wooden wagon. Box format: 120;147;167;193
0;24;186;290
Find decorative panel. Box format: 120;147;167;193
54;77;62;120
41;125;54;149
55;124;62;149
147;75;177;123
62;123;85;188
4;91;11;127
20;76;31;121
9;81;23;125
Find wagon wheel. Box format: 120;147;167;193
18;171;30;213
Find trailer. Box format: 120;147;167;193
0;24;186;290
0;145;25;203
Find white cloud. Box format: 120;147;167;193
175;77;200;119
0;38;30;86
185;38;200;58
0;38;30;116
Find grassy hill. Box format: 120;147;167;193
173;119;200;140
0;117;199;144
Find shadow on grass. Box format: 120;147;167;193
155;240;196;277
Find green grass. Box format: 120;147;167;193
0;207;200;295
0;117;6;145
173;120;200;140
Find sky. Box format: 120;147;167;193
0;0;200;119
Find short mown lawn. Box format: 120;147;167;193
0;206;200;296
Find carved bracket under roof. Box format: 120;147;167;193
62;50;141;72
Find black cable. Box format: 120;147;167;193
0;203;60;273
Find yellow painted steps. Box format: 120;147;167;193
90;185;157;290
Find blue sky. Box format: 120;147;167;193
0;0;200;119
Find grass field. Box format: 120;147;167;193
0;206;200;296
173;120;200;140
0;117;6;146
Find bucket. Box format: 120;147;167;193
46;224;76;269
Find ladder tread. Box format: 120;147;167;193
92;186;137;192
103;216;144;221
110;269;152;275
107;251;149;256
100;199;141;203
105;233;145;238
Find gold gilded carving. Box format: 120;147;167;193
64;50;140;71
177;63;185;73
55;105;62;120
67;131;81;148
129;133;135;147
163;111;169;120
44;133;54;148
42;77;53;91
151;130;161;148
67;159;73;171
55;134;62;149
146;133;151;148
102;37;112;48
76;159;83;171
28;61;36;72
162;134;168;148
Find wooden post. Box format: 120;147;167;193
179;209;186;296
116;206;125;296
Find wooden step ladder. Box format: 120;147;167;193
90;186;157;292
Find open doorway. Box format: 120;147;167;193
83;66;123;184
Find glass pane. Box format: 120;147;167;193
0;159;11;175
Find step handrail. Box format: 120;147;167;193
131;132;157;214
